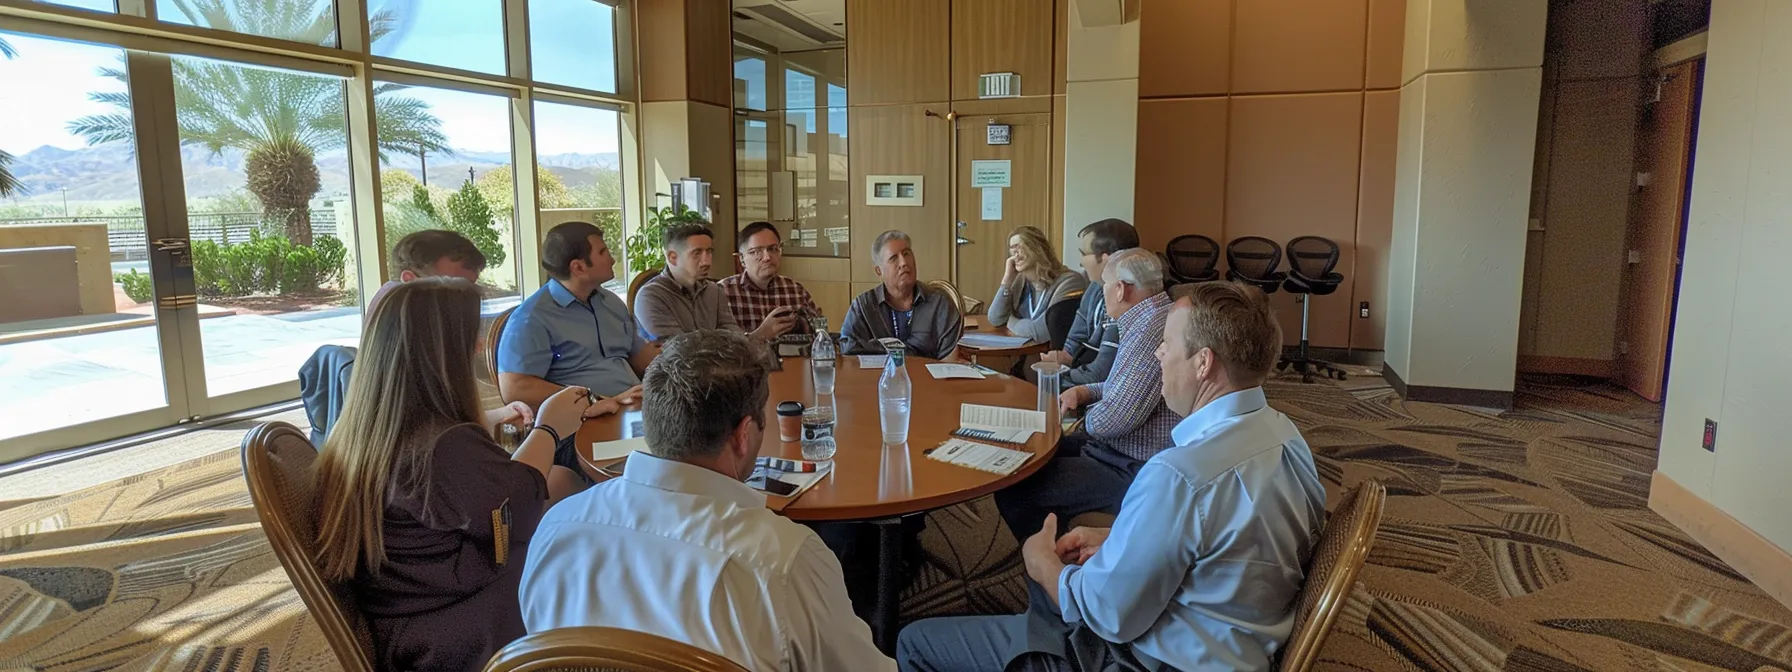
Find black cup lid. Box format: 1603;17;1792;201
776;401;805;415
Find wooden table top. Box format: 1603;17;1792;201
958;315;1052;358
575;356;1059;522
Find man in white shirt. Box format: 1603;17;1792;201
518;329;893;671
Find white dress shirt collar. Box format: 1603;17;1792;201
1170;386;1269;447
622;451;766;511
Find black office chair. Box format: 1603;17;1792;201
1166;235;1221;284
1281;236;1348;383
1045;290;1083;351
1225;236;1286;295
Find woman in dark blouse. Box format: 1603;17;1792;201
313;278;622;671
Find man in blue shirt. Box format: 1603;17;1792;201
499;221;656;409
896;281;1327;671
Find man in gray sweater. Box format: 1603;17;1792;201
1039;218;1139;390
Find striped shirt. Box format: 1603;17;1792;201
1083;292;1179;461
718;273;822;335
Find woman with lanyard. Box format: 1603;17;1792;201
988;225;1088;344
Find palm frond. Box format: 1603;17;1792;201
0;148;22;198
66;113;137;146
0;37;16;60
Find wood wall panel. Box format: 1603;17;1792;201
953;0;1057;100
1054;0;1069;95
1227;93;1364;348
1232;0;1369;94
639;0;688;103
847;0;951;105
1352;90;1399;350
1366;0;1407;89
781;257;854;325
1133;98;1227;251
684;0;733;107
848;105;953;285
1137;0;1231;97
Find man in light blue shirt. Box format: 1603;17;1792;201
896;281;1327;671
499;221;655;408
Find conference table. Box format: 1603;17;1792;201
957;314;1052;362
576;354;1060;651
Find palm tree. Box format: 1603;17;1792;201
68;0;450;245
0;36;21;199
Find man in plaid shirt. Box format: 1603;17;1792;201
720;221;822;338
995;249;1179;541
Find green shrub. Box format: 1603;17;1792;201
117;269;153;303
189;231;348;298
313;235;348;287
446;180;506;268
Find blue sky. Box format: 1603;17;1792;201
1;0;619;155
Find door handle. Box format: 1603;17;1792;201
152;238;193;268
956;236;973;246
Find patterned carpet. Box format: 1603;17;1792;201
1;372;1789;671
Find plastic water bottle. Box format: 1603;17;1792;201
811;324;836;396
878;347;912;445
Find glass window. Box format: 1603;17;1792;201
0;33;162;438
369;0;506;75
155;56;363;397
375;84;519;307
535;101;624;290
529;0;617;92
157;0;340;47
733;51;765;111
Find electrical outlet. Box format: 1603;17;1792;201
1628;250;1642;264
1703;419;1717;452
1359;301;1370;318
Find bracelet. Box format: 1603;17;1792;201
529;424;562;444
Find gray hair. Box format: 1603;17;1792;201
1105;248;1165;294
641;330;771;461
871;230;911;261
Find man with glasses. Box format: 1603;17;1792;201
720;221;822;338
1038;218;1138;390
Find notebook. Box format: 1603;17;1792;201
926;438;1034;475
951;403;1048;444
959;333;1032;349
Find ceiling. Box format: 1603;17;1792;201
733;0;846;52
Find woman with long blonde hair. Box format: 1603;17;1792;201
989;225;1089;343
313;278;618;671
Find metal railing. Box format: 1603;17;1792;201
0;211;340;261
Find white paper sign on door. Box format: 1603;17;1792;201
981;187;1003;221
970;160;1012;188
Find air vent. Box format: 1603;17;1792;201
737;3;842;45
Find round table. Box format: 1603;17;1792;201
575;355;1059;649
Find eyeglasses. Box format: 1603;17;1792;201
744;244;783;258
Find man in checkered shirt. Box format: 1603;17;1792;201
719;221;823;338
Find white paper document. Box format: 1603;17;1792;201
590;436;648;462
858;354;888;369
926;363;986;380
927;438;1034;475
959;333;1032;349
960;404;1048;433
981;187;1003;220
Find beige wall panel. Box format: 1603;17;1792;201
1232;0;1369;94
1532;77;1639;361
1065;79;1138;262
1067;7;1140;82
638;0;688;103
683;0;734;108
847;0;951;105
848;105;953;285
1051;94;1068;252
1547;0;1649;82
1227;93;1364;348
1403;0;1546;81
1137;0;1230;97
1352;90;1398;351
1133;98;1227;252
954;0;1057;100
1366;0;1407;89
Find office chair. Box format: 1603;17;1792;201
1280;236;1348;383
1166;234;1222;284
1225;236;1286;294
1044;289;1084;351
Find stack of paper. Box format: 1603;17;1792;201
748;461;832;500
957;404;1048;443
590;436;648;462
959;333;1032;349
858;354;888;369
927;438;1034;475
926;363;986;379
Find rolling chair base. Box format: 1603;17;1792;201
1278;352;1348;384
